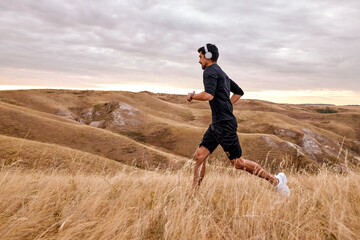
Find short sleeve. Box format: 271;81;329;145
203;70;217;96
230;79;244;95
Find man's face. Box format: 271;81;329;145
198;52;210;70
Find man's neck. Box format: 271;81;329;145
206;62;217;68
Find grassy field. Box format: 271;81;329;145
0;90;359;239
1;163;359;240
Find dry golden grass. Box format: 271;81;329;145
0;135;137;176
1;162;359;240
1;89;359;239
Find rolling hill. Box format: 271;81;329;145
0;89;359;172
1;89;360;240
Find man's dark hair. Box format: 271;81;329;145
198;43;219;62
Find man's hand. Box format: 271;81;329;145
187;91;195;102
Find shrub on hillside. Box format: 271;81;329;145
316;107;338;114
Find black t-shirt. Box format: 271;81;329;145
203;64;244;123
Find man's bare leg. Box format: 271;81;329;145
230;157;279;186
192;146;210;191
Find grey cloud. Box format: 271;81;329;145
0;0;359;92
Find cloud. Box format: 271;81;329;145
0;0;359;95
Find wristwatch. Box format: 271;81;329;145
190;92;194;100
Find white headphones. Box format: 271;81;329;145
204;44;212;59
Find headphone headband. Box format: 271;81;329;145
204;44;212;59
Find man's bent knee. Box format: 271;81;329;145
232;157;245;169
195;146;210;163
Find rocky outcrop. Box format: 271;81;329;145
57;102;142;130
301;128;324;157
108;103;141;128
56;109;83;123
262;127;357;167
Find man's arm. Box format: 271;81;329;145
229;78;244;105
187;91;213;102
230;93;242;105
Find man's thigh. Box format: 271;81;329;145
216;120;242;160
219;132;242;160
195;145;211;160
199;125;219;154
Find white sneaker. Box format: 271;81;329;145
275;172;290;197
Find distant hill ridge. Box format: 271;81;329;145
0;89;359;171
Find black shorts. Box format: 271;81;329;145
199;119;242;160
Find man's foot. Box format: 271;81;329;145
275;172;290;197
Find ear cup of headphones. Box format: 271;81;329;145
204;44;212;59
205;51;212;59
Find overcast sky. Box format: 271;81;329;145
0;0;359;104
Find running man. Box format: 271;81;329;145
187;43;290;196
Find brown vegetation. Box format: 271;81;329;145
0;163;359;239
0;89;359;239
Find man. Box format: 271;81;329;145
187;43;290;196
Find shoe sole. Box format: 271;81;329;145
278;172;287;185
279;172;290;196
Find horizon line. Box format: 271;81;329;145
0;85;359;106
